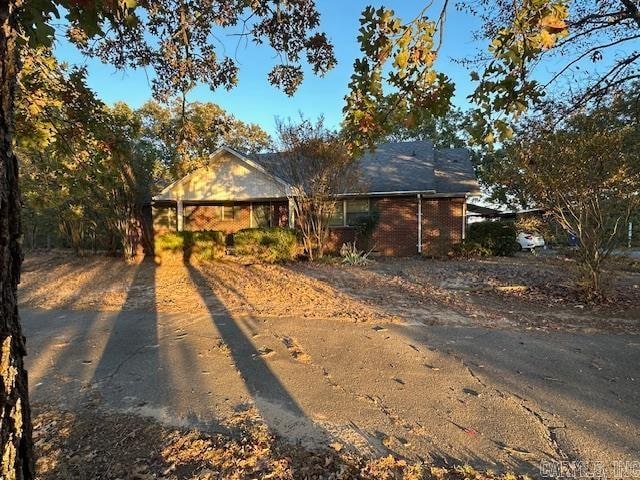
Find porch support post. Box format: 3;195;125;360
177;199;184;232
288;197;295;228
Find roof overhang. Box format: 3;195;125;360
152;197;289;205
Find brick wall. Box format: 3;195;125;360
365;196;465;256
183;204;251;234
153;196;465;257
325;227;356;253
421;197;464;255
371;197;419;256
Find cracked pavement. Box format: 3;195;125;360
23;304;640;477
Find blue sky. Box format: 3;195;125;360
53;1;484;136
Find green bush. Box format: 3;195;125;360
452;240;492;258
155;230;225;261
493;235;521;256
155;232;185;254
233;227;299;262
185;230;226;261
465;221;520;257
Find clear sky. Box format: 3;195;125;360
53;1;484;137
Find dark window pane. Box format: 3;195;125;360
346;199;369;213
346;199;369;225
153;206;177;229
328;202;344;227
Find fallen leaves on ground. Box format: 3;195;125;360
33;405;530;480
20;251;640;334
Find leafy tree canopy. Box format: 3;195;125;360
138;100;273;184
381;106;470;149
15;49;271;254
476;88;640;294
477;88;640;209
20;0;336;101
343;0;640;153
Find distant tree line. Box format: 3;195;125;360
17;49;272;257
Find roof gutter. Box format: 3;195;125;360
336;190;437;198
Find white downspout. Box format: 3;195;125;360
462;198;467;240
249;202;254;228
177;199;184;232
417;193;422;254
343;200;347;226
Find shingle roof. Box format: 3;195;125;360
248;141;479;196
433;148;480;194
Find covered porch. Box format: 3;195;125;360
152;198;293;235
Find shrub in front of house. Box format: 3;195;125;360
452;240;492;258
184;230;226;261
233;227;299;262
155;232;185;256
464;221;520;256
155;231;225;262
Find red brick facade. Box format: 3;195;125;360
421;197;465;256
154;201;289;235
325;227;357;253
350;196;464;256
153;195;465;256
183;204;251;233
323;196;465;256
370;197;419;256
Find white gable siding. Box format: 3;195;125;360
155;151;287;201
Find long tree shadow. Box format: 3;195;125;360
186;262;331;446
36;258;259;479
38;258;163;479
88;260;160;404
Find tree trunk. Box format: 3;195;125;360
0;1;35;479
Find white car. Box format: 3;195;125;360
516;232;545;250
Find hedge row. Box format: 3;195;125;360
233;228;299;262
155;230;226;261
154;227;298;263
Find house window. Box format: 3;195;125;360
222;205;235;220
346;199;370;226
328;201;345;227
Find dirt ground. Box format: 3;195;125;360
20;251;640;333
18;252;640;479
